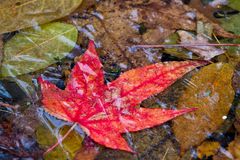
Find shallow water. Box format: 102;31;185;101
0;0;239;159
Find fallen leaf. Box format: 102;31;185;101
0;0;82;34
163;33;200;60
36;125;83;160
220;14;240;35
38;41;206;152
209;0;228;8
197;141;221;159
178;30;225;60
0;35;3;67
213;152;232;160
75;0;234;68
228;136;240;159
0;118;43;158
173;63;235;153
228;0;240;11
218;38;240;66
196;21;213;37
0;22;78;78
74;146;99;160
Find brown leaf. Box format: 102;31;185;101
197;141;221;159
74;147;98;160
228;136;240;160
178;30;225;60
188;0;239;38
76;0;188;67
0;35;2;67
173;63;235;153
74;0;236;69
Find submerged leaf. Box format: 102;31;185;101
178;30;225;60
220;14;240;35
0;22;78;78
163;33;199;60
197;141;221;159
76;0;235;68
228;136;240;159
228;0;240;11
0;35;3;67
36;125;83;160
0;0;82;34
173;63;235;152
38;41;206;152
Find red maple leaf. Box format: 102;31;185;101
38;41;206;152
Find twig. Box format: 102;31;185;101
134;43;240;48
0;102;19;109
213;33;231;60
162;147;170;160
44;123;78;155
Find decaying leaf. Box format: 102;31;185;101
163;33;200;60
178;30;225;60
173;63;235;153
0;22;78;78
74;146;99;160
38;41;206;152
228;0;240;11
209;0;228;7
0;35;3;67
220;14;240;35
228;136;240;160
218;38;240;67
75;0;235;68
36;125;83;160
0;0;82;34
187;0;239;38
197;141;221;159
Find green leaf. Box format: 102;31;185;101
220;14;240;35
228;0;240;11
0;22;78;78
163;33;199;60
36;125;83;160
219;38;240;66
173;63;235;152
0;0;82;34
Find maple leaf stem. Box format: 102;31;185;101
134;43;240;48
43;123;78;155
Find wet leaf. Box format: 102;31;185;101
74;146;99;160
38;41;206;152
220;14;240;35
0;118;42;158
178;30;225;60
197;141;221;159
0;0;82;34
173;63;235;152
209;0;228;8
228;136;240;159
76;0;235;68
196;21;213;37
218;38;240;66
163;33;199;60
0;22;78;78
36;125;83;160
0;35;3;67
228;0;240;11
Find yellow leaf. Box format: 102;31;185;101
0;0;82;34
197;141;220;159
173;63;235;153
